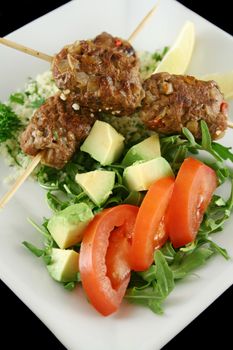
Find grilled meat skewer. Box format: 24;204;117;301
20;92;96;169
52;32;145;116
0;5;160;209
20;72;229;170
139;73;228;140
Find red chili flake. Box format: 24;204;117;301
220;101;228;114
115;39;122;47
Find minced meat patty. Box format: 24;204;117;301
20;92;96;168
139;73;228;139
52;32;144;116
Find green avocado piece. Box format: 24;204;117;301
47;203;93;249
122;134;161;167
47;248;79;283
80;120;125;165
75;170;115;206
123;157;174;191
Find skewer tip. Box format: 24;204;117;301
128;2;159;43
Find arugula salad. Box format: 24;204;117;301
0;49;233;316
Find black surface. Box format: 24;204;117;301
0;1;232;349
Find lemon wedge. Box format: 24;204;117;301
200;71;233;100
154;21;195;75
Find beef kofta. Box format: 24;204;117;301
20;92;96;168
52;32;144;116
139;72;228;139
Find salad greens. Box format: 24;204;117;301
126;245;214;314
35;120;233;213
23;121;233;314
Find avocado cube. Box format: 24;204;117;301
122;134;161;167
47;248;79;283
123;157;174;191
80;120;125;165
47;203;93;249
75;170;115;206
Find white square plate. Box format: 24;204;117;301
0;0;233;349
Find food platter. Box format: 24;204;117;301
0;0;233;349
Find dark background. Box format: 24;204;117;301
0;1;232;349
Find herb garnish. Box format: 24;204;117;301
10;92;25;105
0;102;22;143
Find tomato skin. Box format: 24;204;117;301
79;205;138;316
166;157;217;248
130;177;175;271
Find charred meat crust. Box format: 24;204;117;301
52;32;144;116
20;93;96;169
139;72;228;139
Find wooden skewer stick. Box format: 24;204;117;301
0;4;159;209
128;3;159;43
0;153;42;209
0;2;159;63
0;37;53;62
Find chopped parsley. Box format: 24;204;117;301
0;102;22;143
9;92;25;105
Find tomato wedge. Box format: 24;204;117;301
105;225;131;289
79;205;138;316
166;157;217;248
130;177;175;271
